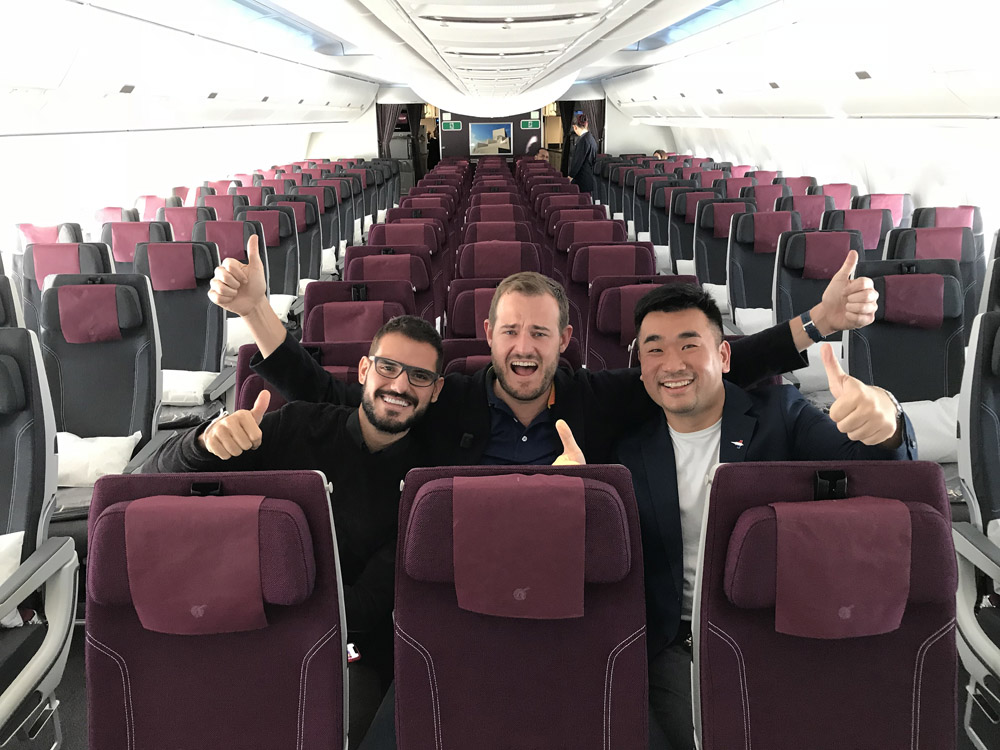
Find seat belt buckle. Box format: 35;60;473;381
347;642;361;663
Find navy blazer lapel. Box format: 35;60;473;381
718;381;759;463
636;416;685;596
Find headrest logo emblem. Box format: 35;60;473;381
838;605;854;620
513;588;530;601
190;605;208;618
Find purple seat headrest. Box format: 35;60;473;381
874;273;963;329
704;202;752;239
595;284;661;345
680;191;717;224
734;211;796;254
724;501;955;609
450;287;495;339
782;232;852;279
89;497;315;608
869;194;905;227
110;223;152;263
404;476;631;585
41;284;143;343
843;209;887;251
909;227;971;263
748;184;787;210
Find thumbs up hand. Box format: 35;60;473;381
198;391;271;459
821;344;900;446
208;234;268;317
553;419;586;465
811;250;879;335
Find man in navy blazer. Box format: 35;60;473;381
613;283;915;750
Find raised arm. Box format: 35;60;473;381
729;249;879;386
210;233;362;405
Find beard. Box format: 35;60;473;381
361;388;424;434
493;356;559;403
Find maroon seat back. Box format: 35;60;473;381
470;192;523;207
566;243;655;332
547;207;608;236
369;222;440;253
741;183;790;211
540;193;593;223
157;206;216;242
809;183;858;211
87;471;346;750
446;279;502;339
394;465;647;750
777;194;835;230
586;275;697;370
456;241;541;280
343;246;437;322
199;193;248;222
854;193;914;228
466;205;530;224
774;175;818;195
463;221;533;244
697;461;956;750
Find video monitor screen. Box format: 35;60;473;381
470;122;513;156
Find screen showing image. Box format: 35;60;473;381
470;122;513;156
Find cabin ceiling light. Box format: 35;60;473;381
769;82;779;89
855;71;871;80
208;92;218;99
120;85;135;94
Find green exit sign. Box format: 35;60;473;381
441;121;463;131
520;120;541;129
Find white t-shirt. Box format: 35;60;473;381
668;418;723;619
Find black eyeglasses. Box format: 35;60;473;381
368;356;440;387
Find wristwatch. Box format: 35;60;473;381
799;310;824;344
878;387;904;426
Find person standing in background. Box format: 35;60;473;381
568;114;598;194
426;127;440;170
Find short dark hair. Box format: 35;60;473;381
575;114;588;129
633;283;724;342
370;315;444;372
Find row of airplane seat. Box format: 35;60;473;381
2;147;997;748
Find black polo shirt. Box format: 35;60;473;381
481;370;560;465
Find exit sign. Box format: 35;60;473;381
441;121;463;131
520;120;540;129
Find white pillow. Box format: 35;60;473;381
298;278;317;296
225;317;256;357
902;395;959;464
321;248;338;275
0;532;24;627
269;294;296;322
57;431;142;487
161;370;219;406
732;306;772;334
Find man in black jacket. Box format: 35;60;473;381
567;114;599;194
140;315;445;749
211;238;878;469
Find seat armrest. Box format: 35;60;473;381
205;367;236;402
289;295;305;318
954;523;1000;580
124;430;174;474
0;538;77;625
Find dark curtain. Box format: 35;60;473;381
579;99;606;153
557;100;576;176
406;104;425;180
375;103;402;160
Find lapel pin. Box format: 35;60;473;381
731;440;744;449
